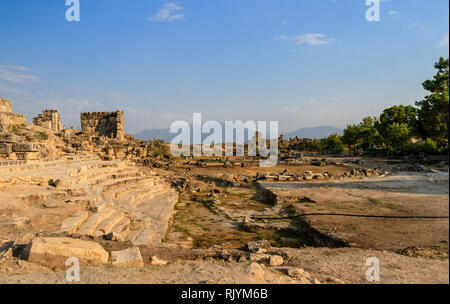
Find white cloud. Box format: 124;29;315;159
282;20;288;25
388;10;398;15
0;64;39;83
0;64;30;72
67;98;107;111
281;33;336;46
0;82;26;94
437;34;449;48
148;2;184;22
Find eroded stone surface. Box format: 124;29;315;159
28;237;109;268
111;247;143;267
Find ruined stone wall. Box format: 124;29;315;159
0;98;26;132
0;133;42;160
0;112;26;127
33;110;64;132
80;111;124;141
0;98;12;113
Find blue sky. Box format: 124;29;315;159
0;0;448;134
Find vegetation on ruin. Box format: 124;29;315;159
146;138;172;160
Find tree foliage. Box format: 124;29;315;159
289;58;449;155
416;57;449;146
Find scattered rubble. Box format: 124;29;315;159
150;256;168;266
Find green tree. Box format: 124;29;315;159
343;117;382;152
360;116;382;150
416;57;449;146
375;105;417;150
342;124;363;151
385;122;412;151
321;133;346;154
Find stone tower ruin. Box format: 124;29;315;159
0;98;27;132
33;110;64;132
80;111;124;141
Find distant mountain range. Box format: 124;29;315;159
133;125;343;142
283;126;343;139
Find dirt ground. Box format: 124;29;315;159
0;247;447;284
1;155;448;284
260;173;449;253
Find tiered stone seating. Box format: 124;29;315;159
1;155;178;247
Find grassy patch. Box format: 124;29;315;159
367;197;408;212
241;226;314;248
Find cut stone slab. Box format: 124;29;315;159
57;211;89;234
28;237;109;269
111;247;143;267
12;142;41;152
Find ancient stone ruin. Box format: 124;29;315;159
0;98;26;133
33;110;64;132
81;111;124;141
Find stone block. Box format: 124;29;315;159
28;237;109;268
111;247;144;267
0;133;20;143
0;143;12;154
12;142;41;152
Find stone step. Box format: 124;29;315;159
110;217;131;235
90;172;143;191
105;178;161;202
133;190;177;219
132;225;157;246
132;191;179;247
71;167;136;186
132;186;172;208
115;184;169;208
93;211;126;237
100;176;152;194
77;208;116;236
125;230;142;243
112;178;161;200
57;211;89;234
